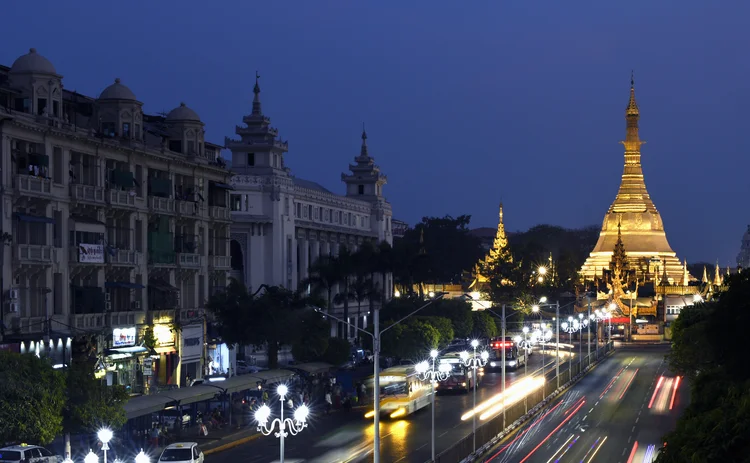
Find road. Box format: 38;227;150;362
207;346;576;463
482;344;688;463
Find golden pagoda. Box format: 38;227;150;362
580;75;688;284
471;203;511;287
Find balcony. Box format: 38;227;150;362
150;196;175;214
70;184;106;205
210;255;231;269
177;253;201;268
148;250;176;267
209;206;230;221
108;189;136;208
15;244;56;264
107;249;142;266
176;200;199;217
15;175;52;197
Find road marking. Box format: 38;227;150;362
595;401;599;406
628;436;632;443
589;407;594;413
439;431;448;437
632;426;636;432
583;415;588;421
622;448;627;456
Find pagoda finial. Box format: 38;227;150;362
702;265;708;284
252;71;262;115
713;260;722;286
627;71;639;117
360;122;369;157
682;259;689;286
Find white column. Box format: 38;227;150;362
311;239;320;266
299;234;309;282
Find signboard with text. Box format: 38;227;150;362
113;327;136;347
79;243;105;263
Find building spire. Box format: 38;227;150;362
252;71;262;115
702;265;708;283
627;71;639;116
682;259;689;286
360;122;369;158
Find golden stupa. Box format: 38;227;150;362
580;76;687;283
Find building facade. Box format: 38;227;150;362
0;48;231;390
227;76;393;335
737;225;750;269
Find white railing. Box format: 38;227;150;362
16;244;56;264
108;189;136;207
70;184;105;203
211;255;231;269
150;196;175;214
209;206;230;221
108;249;142;265
178;253;201;268
176;200;197;216
15;175;52;195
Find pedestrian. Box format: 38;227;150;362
325;391;333;414
262;390;269;403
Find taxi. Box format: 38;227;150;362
158;442;204;463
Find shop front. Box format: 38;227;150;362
179;324;204;386
152;322;178;386
102;326;147;392
18;337;71;368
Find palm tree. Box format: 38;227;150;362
375;241;394;302
302;255;340;313
335;246;355;339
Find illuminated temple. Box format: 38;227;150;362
579;77;695;319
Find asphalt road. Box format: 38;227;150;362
207;347;576;463
482;344;688;463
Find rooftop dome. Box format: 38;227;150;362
10;48;57;75
166;102;201;122
99;78;137;101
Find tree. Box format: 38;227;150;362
323;337;352;366
206;281;321;368
0;352;66;445
472;311;498;339
380;318;441;361
291;310;330;363
417;316;454;347
655;271;750;462
63;362;129;436
335;246;355;339
303;255;341;312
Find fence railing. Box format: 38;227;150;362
434;342;615;463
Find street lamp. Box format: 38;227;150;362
97;428;113;463
63;458;73;463
84;450;98;463
460;339;489;453
415;350;452;462
255;384;309;463
314;293;446;463
577;313;589;366
134;450;149;463
561;318;581;376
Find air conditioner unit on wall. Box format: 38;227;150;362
105;293;111;302
105;302;112;311
9;288;19;300
9;302;20;313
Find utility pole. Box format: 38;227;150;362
555;301;560;389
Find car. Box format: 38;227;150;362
236;360;261;375
0;444;60;463
158;443;204;463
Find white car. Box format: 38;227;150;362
158;443;204;463
0;444;60;463
236;360;261;375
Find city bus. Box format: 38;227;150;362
436;352;482;393
487;337;526;371
363;365;431;419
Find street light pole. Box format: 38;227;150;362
415;351;451;462
502;304;506;427
461;340;488;453
255;384;309;463
556;301;560;389
522;326;529;413
317;294;445;463
587;299;591;364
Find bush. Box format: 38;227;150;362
323;337;351;366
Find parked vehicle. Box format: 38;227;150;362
0;444;61;463
158;442;204;463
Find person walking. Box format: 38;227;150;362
325;391;333;415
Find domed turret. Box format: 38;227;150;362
99;78;137;101
10;48;57;75
166;103;201;122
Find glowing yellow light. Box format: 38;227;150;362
389;408;406;419
394;290;401;298
364;411;375;419
479;377;545;421
538;266;547;275
461;377;540;421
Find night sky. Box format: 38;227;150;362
4;1;749;265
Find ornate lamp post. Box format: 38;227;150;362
577;313;589;366
134;450;150;463
561;318;581;376
97;428;113;463
84;451;98;463
415;350;452;462
254;384;310;463
460;340;489;453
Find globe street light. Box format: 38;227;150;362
84;450;99;463
255;384;310;463
134;450;150;463
561;318;582;377
415;350;452;462
577;313;589;365
97;428;113;463
63;458;73;463
460;340;489;453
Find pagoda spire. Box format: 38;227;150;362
702;265;708;283
252;71;262;115
359;123;369;158
609;220;628;278
682;259;689;286
714;260;722;286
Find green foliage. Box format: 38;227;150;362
0;352;66;445
291;310;330;363
63;362;129;435
141;326;157;350
417;316;454;347
381;318;441;361
472;311;498;339
656;271;750;462
422;298;474;338
323;337;352;366
206;281;318;368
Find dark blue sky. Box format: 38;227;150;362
5;1;749;265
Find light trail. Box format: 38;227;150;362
669;376;681;410
642;444;656;462
599;367;624;399
519;398;586;463
553;434;579;462
648;376;664;409
585;435;608;463
656;378;673;411
461;377;544;421
479;377;545;421
618;368;639;400
545;434;574;463
485;401;566;460
626;441;639;463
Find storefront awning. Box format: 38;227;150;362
149;281;177;292
124;385;223;419
210;181;234;190
105;281;146;289
14;213;55;224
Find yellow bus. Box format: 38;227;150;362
363;365;431;419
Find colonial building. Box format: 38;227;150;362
0;48;231;390
227;75;393;334
737;225;750;269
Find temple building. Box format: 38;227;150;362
580;77;691;287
